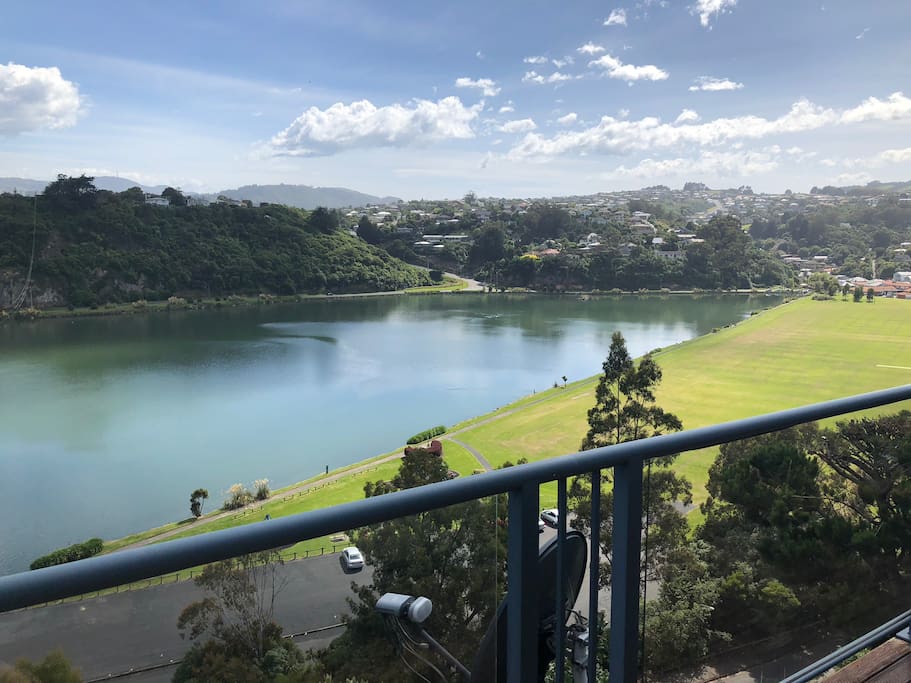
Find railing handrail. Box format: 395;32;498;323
782;608;911;682
1;383;910;612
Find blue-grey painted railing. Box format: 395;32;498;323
2;384;911;682
782;608;911;683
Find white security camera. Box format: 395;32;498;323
376;592;433;624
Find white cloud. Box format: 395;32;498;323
552;56;575;69
605;9;628;26
689;76;744;92
588;54;668;82
557;112;578;126
0;62;83;135
844;146;911;169
692;0;737;28
577;43;606;55
523;56;548;64
498;118;537;133
454;77;500;97
820;158;837;167
269;96;482;156
507;92;911;160
840;92;911;123
856;28;870;40
476;50;485;59
618;108;630;119
675;109;700;123
604;148;779;179
522;70;580;85
834;172;872;185
878;147;911;163
498;103;515;114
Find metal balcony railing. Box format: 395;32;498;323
2;385;911;682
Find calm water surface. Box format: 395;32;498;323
0;293;782;574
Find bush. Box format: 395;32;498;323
30;538;104;570
254;478;270;501
223;483;253;510
406;425;446;444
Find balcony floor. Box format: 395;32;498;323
823;638;911;683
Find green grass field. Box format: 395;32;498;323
105;296;911;558
457;297;911;507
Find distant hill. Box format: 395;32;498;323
0;178;54;195
0;182;429;309
0;177;399;209
0;176;166;195
811;179;911;196
218;184;400;209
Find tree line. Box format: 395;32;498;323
358;205;794;291
0;175;431;309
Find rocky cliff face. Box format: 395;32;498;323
0;272;64;308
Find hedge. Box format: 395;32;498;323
30;537;104;570
406;425;446;444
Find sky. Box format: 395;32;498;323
2;0;911;199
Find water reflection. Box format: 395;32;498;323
0;294;782;574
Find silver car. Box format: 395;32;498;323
540;509;559;527
341;546;365;571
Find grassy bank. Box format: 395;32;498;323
105;296;911;557
2;279;471;324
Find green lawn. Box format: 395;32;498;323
405;276;468;293
455;297;911;508
439;439;483;475
105;296;911;564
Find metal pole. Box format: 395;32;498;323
555;477;567;683
587;470;600;682
609;458;644;683
507;482;540;683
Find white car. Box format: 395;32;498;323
341;546;365;571
540;509;559;527
538;518;545;533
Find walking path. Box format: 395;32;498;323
112;381;593;553
447;437;493;471
113;452;406;552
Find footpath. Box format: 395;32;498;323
114;379;587;553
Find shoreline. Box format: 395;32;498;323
1;285;800;324
97;294;797;555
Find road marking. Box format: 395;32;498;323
876;364;911;370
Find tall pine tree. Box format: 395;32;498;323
571;332;691;585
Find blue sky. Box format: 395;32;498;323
2;1;910;198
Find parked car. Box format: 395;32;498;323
540;509;559;527
341;546;364;571
538;518;545;533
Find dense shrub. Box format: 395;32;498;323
253;478;270;501
406;425;446;444
223;483;253;510
30;538;104;570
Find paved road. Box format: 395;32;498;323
0;554;371;681
1;528;814;683
0;526;609;681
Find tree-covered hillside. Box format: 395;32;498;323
0;176;431;308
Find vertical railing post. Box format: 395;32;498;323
588;469;601;682
507;482;540;683
555;477;568;683
609;458;643;683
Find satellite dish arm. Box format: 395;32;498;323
418;627;472;680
